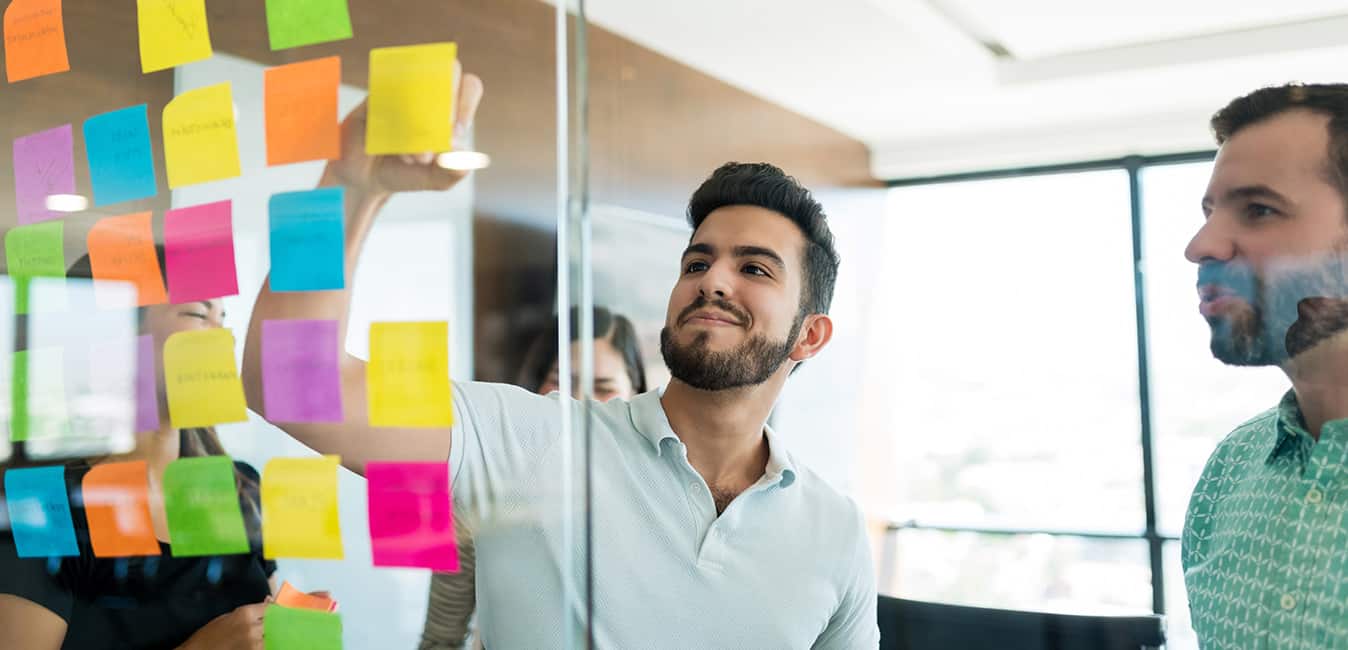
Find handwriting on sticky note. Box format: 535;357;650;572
265;0;352;51
88;212;168;307
136;335;160;434
269;188;344;292
163;329;246;429
367;322;453;427
163;83;241;188
262;320;343;423
265;56;340;166
164;200;238;303
163;456;249;557
261;456;343;560
4;0;70;82
264;605;343;650
83;461;162;558
137;0;212;73
367;462;458;571
84;105;159;206
12;124;75;225
366;43;456;155
3;466;78;558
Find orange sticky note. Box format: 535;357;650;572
87;212;168;307
4;0;70;82
83;461;162;558
265;56;340;166
276;581;338;612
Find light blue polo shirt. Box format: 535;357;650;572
447;381;879;648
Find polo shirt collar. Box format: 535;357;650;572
629;386;797;488
1269;389;1313;465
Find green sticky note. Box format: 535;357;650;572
5;221;65;315
164;456;250;557
265;0;352;50
265;605;343;649
10;348;68;443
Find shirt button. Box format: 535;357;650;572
1281;594;1297;610
687;481;700;496
1307;487;1324;504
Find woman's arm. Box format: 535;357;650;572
0;594;67;650
420;543;477;649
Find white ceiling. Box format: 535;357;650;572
576;0;1348;178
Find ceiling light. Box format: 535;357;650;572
435;151;491;171
45;194;88;212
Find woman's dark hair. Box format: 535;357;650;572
516;306;648;395
2;248;257;511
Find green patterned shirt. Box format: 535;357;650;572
1183;390;1348;649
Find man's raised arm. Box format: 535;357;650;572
241;70;485;477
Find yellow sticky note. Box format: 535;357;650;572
367;322;452;427
163;329;247;428
137;0;213;73
261;456;343;560
366;43;456;155
163;83;241;189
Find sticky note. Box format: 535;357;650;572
163;83;241;188
367;322;452;427
164;200;238;303
136;335;160;434
264;0;351;50
163;329;246;428
262;320;342;423
11;347;69;443
261;456;343;559
6;221;66;315
276;581;337;612
4;0;70;82
163;456;248;556
84;105;158;206
3;466;77;557
367;462;457;571
87;212;168;307
366;43;456;155
264;605;343;650
264;56;340;166
269;188;344;292
12;124;75;225
137;0;212;73
83;461;161;558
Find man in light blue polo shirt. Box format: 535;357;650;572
242;80;879;648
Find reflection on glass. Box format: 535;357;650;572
1163;541;1197;650
1141;162;1288;536
891;530;1152;615
885;171;1144;533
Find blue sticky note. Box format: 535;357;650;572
84;105;158;206
269;187;345;292
4;466;78;558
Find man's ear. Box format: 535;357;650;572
789;314;833;363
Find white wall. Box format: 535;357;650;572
175;54;475;649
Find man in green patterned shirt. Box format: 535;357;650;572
1183;83;1348;649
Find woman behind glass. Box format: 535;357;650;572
419;306;648;649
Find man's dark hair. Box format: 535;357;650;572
1212;83;1348;201
686;162;840;318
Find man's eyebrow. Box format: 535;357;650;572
681;242;715;259
733;245;786;271
1203;184;1294;208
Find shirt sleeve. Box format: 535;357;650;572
812;511;880;649
0;534;76;623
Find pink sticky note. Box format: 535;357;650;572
136;334;160;433
13;124;76;225
164;200;238;304
262;319;343;423
367;462;458;572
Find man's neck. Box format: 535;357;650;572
1285;333;1348;440
660;376;782;490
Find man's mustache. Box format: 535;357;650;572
677;296;749;326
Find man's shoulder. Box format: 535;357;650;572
785;459;867;532
1208;405;1280;462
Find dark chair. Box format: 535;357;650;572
878;595;1165;650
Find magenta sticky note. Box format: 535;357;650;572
13;124;76;225
261;319;343;423
136;335;160;433
367;462;458;572
164;200;238;304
